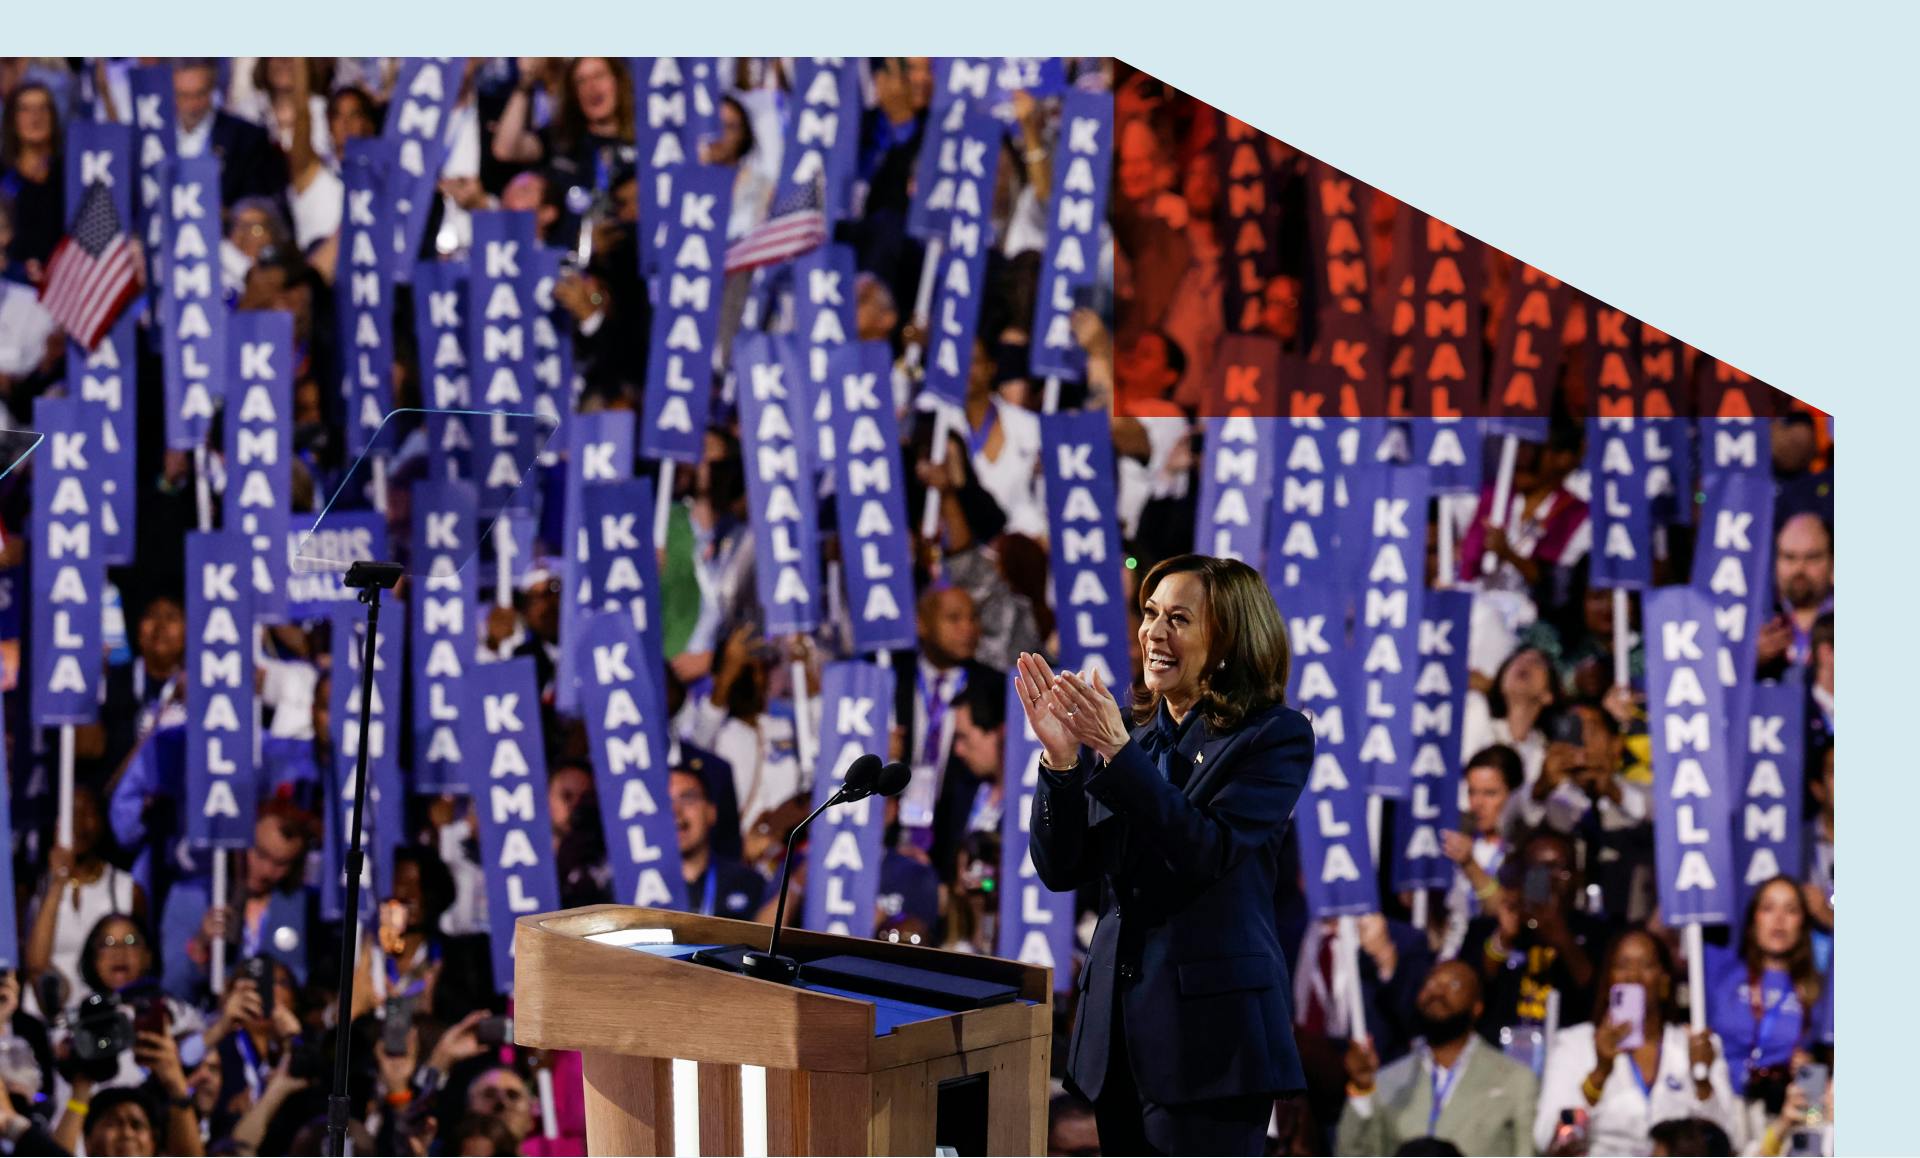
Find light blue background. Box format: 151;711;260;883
13;3;1911;1149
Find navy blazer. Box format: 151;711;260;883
1032;701;1314;1106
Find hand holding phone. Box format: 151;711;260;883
241;957;274;1017
133;997;170;1039
1609;983;1647;1051
381;995;415;1058
1794;1063;1830;1115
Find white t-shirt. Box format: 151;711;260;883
1000;184;1047;259
291;164;345;251
970;396;1046;539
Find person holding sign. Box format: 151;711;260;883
1019;554;1312;1156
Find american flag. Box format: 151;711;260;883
39;181;140;351
724;179;828;274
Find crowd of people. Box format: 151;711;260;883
0;54;1834;1158
1101;66;1835;1158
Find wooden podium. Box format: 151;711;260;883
514;905;1053;1156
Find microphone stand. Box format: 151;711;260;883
327;560;403;1158
741;792;846;985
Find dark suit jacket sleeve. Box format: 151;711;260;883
1081;708;1313;893
1029;748;1101;893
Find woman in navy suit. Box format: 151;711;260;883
1018;554;1313;1156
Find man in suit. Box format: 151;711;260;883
893;586;999;857
1337;960;1541;1156
930;670;1009;892
173;59;289;208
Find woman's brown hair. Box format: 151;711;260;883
552;57;635;159
1129;554;1290;732
0;82;58;172
1741;874;1824;1020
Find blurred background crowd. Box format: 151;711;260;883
0;54;1833;1158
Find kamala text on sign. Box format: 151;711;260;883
737;333;821;636
639;166;731;466
794;244;855;470
468;211;538;511
413;261;474;481
827;342;916;653
410;481;478;794
580;479;667;727
1197;335;1282;567
1643;588;1738;926
64;121;137;564
1031;88;1112;380
338;139;394;457
160;155;224;450
382;58;465;282
633;57;719;276
908;58;994;240
578;609;686;911
1218;116;1279;335
1039;410;1130;689
920;112;1002;406
1691;472;1774;749
1267;420;1339;592
469;657;564;990
1487;264;1570;437
779;59;859;224
801;662;891;937
31;397;103;725
224;311;293;622
1737;681;1805;913
1287;588;1373;917
186;533;256;848
1392;589;1472;892
129;65;174;301
1350;467;1428;800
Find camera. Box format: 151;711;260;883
68;993;134;1084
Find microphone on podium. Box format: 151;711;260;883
739;756;909;984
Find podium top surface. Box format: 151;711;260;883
513;906;1054;1074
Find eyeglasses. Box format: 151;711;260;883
100;933;142;949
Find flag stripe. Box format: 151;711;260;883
40;182;139;349
724;212;828;273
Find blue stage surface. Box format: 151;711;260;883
622;943;1032;1036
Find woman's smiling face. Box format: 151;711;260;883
1139;571;1210;707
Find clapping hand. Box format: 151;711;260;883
1044;667;1133;762
1013;654;1079;767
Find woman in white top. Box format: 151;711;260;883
1458;645;1558;825
1535;928;1743;1155
24;786;143;1012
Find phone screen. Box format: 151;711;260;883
1522;865;1553;909
1795;1063;1830;1107
134;999;169;1038
1610;983;1646;1050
